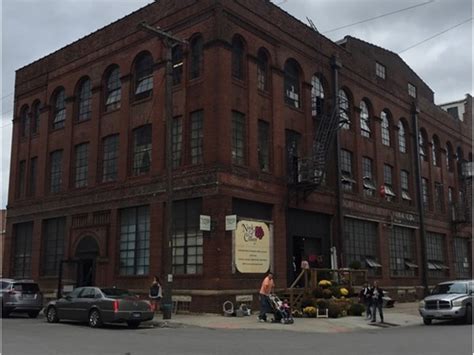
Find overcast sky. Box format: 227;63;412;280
0;0;472;209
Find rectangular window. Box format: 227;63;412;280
400;170;411;201
453;237;470;278
13;222;33;278
74;143;89;188
29;157;37;196
344;218;381;276
362;157;375;196
190;110;203;164
172;117;182;168
232;111;246;165
119;206;150;275
258;120;270;172
340;149;355;191
286;130;301;184
102;135;119;182
408;83;417;98
50;150;63;193
389;226;417;277
42;217;65;276
376;62;386;79
383;164;396;201
132;125;152;175
434;182;444;213
426;232;448;278
172;45;183;85
172;199;203;275
447;107;459;120
17;160;26;198
422;178;429;210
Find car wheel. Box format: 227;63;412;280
465;305;472;325
46;307;59;323
89;309;103;328
423;318;432;325
28;311;40;318
127;320;141;329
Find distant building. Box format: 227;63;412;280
439;94;472;122
3;0;472;312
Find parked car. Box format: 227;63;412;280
419;280;473;325
45;287;154;328
1;279;43;318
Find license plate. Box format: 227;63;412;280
132;312;141;318
22;294;35;299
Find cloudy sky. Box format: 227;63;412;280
0;0;472;208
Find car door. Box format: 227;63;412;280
76;287;95;322
57;287;84;320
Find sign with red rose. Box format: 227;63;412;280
234;220;271;273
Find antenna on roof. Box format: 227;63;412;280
306;17;319;33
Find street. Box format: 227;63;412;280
1;315;472;355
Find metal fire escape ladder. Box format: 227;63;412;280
291;105;340;202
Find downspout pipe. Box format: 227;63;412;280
411;103;430;297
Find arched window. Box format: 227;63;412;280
398;120;407;153
339;89;350;129
380;110;390;146
284;59;301;109
52;88;66;130
172;44;183;85
446;142;454;172
105;66;121;112
359;100;371;138
257;48;269;91
77;77;92;122
20;105;29;138
431;136;441;167
311;75;324;117
31;101;41;135
134;52;154;99
189;35;203;79
419;129;428;161
232;36;245;80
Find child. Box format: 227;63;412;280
280;298;291;321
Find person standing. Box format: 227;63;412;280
360;282;373;319
371;281;384;323
258;272;275;322
149;275;163;313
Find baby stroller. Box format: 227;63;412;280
268;294;294;324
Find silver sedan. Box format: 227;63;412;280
45;287;154;328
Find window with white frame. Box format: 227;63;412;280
408;83;417;98
190;110;203;164
172;45;183;85
339;89;350;129
383;164;396;201
284;59;301;109
232;111;246;165
52;88;66;130
344;218;381;276
362;157;375;197
340;149;355;191
74;143;89;188
50;150;63;193
102;135;119;182
105;66;121;111
398;121;407;153
77;78;92;122
119;206;150;276
381;111;390;146
426;232;448;278
376;62;386;79
134;53;154;100
360;101;371;138
400;170;411;202
453;237;470;278
172;117;182;168
13;222;33;278
434;182;444;212
422;178;429;210
132;125;152;175
257;49;269;92
311;75;325;117
390;226;417;277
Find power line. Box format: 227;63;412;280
323;0;434;34
399;18;472;53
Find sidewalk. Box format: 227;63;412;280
149;302;422;333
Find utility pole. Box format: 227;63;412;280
138;21;187;320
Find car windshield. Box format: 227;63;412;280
1;281;11;290
431;283;467;295
100;288;135;298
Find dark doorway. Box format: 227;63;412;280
287;210;331;286
74;236;99;287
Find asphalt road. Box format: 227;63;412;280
1;315;472;355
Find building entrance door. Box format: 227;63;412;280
74;236;99;287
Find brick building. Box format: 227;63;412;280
0;209;6;277
4;0;472;311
